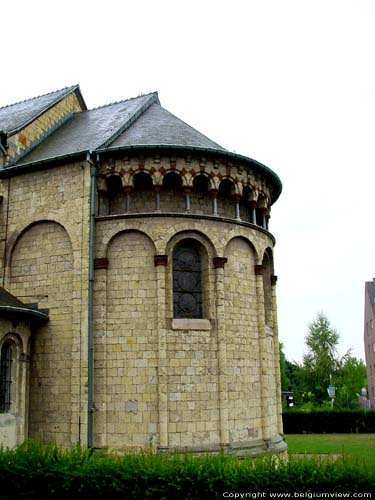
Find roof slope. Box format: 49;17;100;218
17;93;159;165
108;103;226;151
0;287;48;322
0;85;85;134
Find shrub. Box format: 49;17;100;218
282;409;375;434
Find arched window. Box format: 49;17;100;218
106;175;124;214
0;341;14;413
173;239;203;319
133;172;153;190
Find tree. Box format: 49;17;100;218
335;356;367;408
279;342;290;392
279;342;305;405
298;312;341;405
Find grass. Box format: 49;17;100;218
0;440;374;497
286;433;375;468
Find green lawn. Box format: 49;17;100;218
286;433;375;468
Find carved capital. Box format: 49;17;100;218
94;258;109;270
213;257;228;269
154;255;168;267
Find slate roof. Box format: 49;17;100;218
109;103;226;151
0;85;86;134
19;93;159;165
0;287;49;323
0;86;282;201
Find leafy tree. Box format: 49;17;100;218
279;343;305;405
280;313;368;410
335;356;367;408
279;342;290;392
298;312;341;406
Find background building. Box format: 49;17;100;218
0;86;285;456
364;279;375;408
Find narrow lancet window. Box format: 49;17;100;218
173;240;203;318
0;342;13;413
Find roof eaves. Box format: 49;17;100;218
96;92;160;150
0;305;49;322
7;85;86;135
0;150;88;178
96;143;282;203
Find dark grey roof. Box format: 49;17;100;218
0;287;48;323
109;103;226;151
366;281;375;316
17;93;159;166
1;86;282;203
0;85;85;134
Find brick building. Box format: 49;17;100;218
0;86;286;456
364;279;375;408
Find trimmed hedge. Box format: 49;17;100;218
283;410;375;434
0;441;374;498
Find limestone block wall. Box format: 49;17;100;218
97;230;158;448
0;151;283;454
94;214;283;453
224;238;261;442
0;162;91;446
10;222;73;444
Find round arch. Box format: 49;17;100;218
8;219;73;275
165;229;217;258
105;229;156;258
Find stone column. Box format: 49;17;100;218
233;195;241;221
98;190;109;216
265;209;271;231
213;257;229;447
96;177;108;216
154;186;161;212
183;187;191;213
260;208;267;229
19;343;30;445
154;255;169;450
124;186;132;212
249;201;257;224
210;189;218;216
254;264;271;441
271;275;283;434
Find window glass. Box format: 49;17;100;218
173;240;203;319
0;342;13;413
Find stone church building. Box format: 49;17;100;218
0;85;285;456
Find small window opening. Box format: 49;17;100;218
173;239;203;319
133;172;153;190
192;175;209;194
0;342;13;413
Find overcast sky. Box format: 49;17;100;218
2;0;374;363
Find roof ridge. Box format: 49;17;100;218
0;84;79;112
96;92;159;150
88;91;158;111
